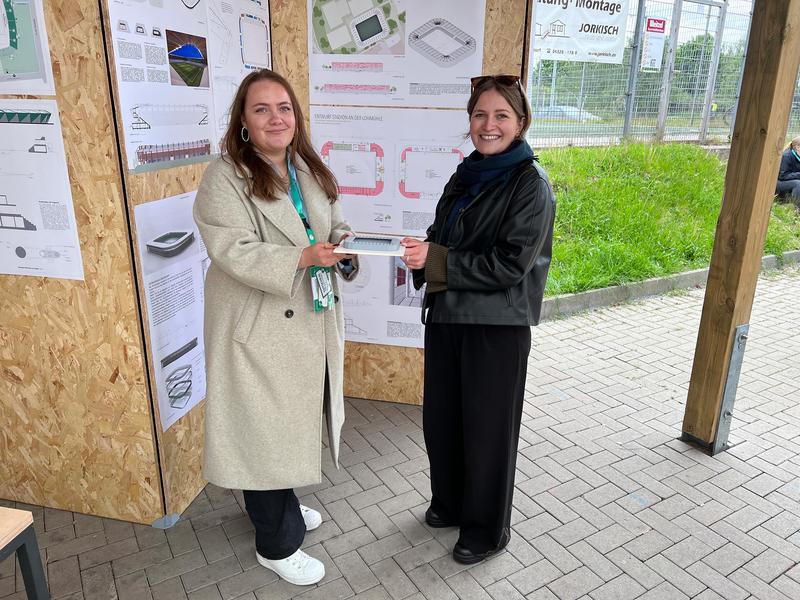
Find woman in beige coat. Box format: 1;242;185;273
193;69;355;586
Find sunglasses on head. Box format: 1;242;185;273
470;74;522;91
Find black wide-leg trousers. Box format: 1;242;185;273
423;321;531;554
242;489;305;560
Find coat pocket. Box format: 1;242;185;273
232;289;262;344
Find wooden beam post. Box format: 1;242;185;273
683;0;800;446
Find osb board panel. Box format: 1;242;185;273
271;0;310;119
0;1;162;523
344;343;424;405
101;30;209;517
483;0;529;76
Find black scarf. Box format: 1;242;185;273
440;139;535;244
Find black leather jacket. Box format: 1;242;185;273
778;148;800;181
413;159;555;326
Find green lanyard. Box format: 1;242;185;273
287;165;334;312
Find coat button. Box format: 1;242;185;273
285;309;294;318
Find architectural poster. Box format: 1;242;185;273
307;0;485;108
0;0;55;95
106;0;271;173
0;99;84;280
134;191;207;432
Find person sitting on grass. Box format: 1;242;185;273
775;135;800;209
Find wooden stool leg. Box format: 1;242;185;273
17;526;49;600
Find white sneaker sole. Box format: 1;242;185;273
256;552;325;586
300;505;322;531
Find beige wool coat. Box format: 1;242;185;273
194;156;354;491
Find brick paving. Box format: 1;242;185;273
2;265;799;600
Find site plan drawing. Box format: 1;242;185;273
0;99;84;280
308;0;485;108
134;191;207;431
0;0;55;94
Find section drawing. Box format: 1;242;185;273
408;18;476;67
0;194;36;230
398;146;463;199
0;107;50;123
130;104;209;130
320;141;384;196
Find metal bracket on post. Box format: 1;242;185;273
711;323;749;455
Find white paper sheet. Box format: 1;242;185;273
134;191;207;432
0;99;84;280
108;0;214;172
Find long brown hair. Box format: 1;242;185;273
222;69;338;202
467;75;531;139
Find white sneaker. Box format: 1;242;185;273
256;548;325;585
300;505;322;531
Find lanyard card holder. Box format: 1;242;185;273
311;266;334;312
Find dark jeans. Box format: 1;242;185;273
776;179;800;206
423;321;531;554
242;488;305;559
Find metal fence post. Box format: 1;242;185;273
624;0;648;140
656;0;684;141
699;1;728;143
730;2;753;139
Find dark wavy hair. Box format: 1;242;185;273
222;69;338;202
467;76;532;139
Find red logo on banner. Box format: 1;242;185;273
646;18;667;33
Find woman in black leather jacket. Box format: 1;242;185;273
775;136;800;208
401;75;555;565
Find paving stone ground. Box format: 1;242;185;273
3;265;799;600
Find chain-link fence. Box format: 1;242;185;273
527;0;800;148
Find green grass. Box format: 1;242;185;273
171;61;205;87
539;143;800;296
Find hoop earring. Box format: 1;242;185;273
240;127;250;143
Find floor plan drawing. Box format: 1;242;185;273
207;0;271;153
398;145;463;199
320;141;384;196
0;0;54;94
